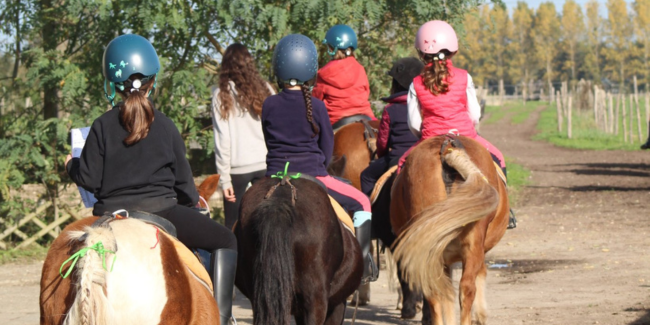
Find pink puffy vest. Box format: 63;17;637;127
412;63;476;139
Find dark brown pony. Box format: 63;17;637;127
329;120;380;190
40;175;222;325
234;177;362;325
391;135;510;325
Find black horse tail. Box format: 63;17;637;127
251;198;295;325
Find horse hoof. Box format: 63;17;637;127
401;306;418;319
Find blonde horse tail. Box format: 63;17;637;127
63;227;117;325
392;147;499;301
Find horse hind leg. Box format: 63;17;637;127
472;263;488;325
459;242;486;325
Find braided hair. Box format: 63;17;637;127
421;50;452;96
301;84;319;137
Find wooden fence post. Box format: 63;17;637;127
556;90;563;133
634;77;643;142
608;92;614;134
568;96;573;139
594;86;600;128
623;94;628;142
615;94;621;135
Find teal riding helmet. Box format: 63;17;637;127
102;34;160;105
323;24;358;56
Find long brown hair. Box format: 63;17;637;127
421;51;454;96
332;48;355;60
218;43;272;120
116;75;156;146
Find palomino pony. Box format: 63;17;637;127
234;176;362;325
40;175;222;325
391;135;510;325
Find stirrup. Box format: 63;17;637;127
361;254;379;284
508;208;517;229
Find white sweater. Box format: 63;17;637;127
211;81;273;190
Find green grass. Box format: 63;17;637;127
483;101;545;125
0;245;48;265
534;98;649;150
504;157;530;206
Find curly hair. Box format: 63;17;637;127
421;51;453;96
217;43;272;120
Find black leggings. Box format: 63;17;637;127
154;205;237;251
223;170;266;229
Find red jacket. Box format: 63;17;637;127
412;62;476;139
312;57;375;125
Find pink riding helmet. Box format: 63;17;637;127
415;20;458;54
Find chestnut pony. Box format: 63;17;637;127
39;175;222;325
391;135;509;325
329;120;380;190
234;176;362;325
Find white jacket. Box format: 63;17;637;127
211;81;273;190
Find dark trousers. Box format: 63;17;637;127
223;170;266;230
154;204;237;251
360;156;399;196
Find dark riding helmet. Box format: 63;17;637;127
387;57;424;90
323;24;358;57
272;34;319;88
102;34;160;104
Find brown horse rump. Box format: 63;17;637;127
159;231;213;292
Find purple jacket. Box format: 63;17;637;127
262;89;334;177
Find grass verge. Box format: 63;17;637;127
0;245;48;265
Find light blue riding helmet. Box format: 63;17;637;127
323;24;358;57
102;34;160;105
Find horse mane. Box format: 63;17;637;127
392;146;499;300
250;195;296;325
63;227;117;325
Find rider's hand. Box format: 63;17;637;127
223;187;236;203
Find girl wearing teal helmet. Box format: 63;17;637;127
312;24;376;129
65;34;238;324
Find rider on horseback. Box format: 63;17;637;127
312;24;377;129
65;34;238;324
262;34;378;284
360;57;422;196
399;21;516;228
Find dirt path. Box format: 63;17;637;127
1;104;649;325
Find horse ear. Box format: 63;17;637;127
196;174;221;200
327;155;347;177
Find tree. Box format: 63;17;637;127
560;0;585;82
511;2;535;97
485;4;512;91
584;0;604;82
633;0;650;88
605;0;634;89
532;2;561;94
455;7;487;86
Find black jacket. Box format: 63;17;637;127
67;106;198;216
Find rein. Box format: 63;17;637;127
265;162;300;206
360;120;378;159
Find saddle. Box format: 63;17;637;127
332;114;372;131
273;173;356;236
91;210;213;292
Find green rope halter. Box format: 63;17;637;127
59;241;116;279
271;162;301;179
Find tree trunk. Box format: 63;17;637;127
11;0;21;85
42;0;59;120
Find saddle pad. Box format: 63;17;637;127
494;162;507;186
159;231;213;292
370;165;398;205
329;195;355;236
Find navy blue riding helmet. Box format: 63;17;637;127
272;34;319;88
323;24;358;56
102;34;160;105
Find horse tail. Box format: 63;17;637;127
393;147;499;301
63;227;117;325
250;198;295;325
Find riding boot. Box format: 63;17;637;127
353;213;378;284
508;208;517;229
211;249;237;325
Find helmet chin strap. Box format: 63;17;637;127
104;79;116;106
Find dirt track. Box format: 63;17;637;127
1;103;649;325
